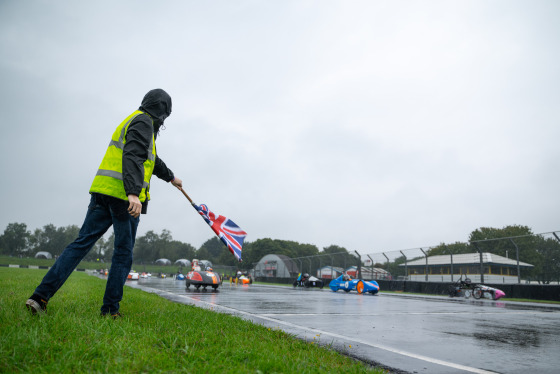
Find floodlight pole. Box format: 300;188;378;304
509;239;521;284
367;255;374;280
444;245;453;282
400;250;408;281
420;248;428;282
354;251;362;279
473;242;484;283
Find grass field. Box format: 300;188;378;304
0;268;383;373
0;256;237;277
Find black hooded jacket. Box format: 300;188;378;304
121;89;175;213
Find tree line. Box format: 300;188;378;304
0;222;356;269
2;222;559;282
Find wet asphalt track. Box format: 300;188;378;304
124;277;560;374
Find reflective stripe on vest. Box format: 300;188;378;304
89;110;156;202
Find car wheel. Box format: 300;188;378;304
356;280;365;294
473;288;482;299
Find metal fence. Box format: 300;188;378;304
359;231;560;285
251;231;560;285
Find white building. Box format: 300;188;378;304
400;252;533;283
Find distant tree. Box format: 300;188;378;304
386;255;407;278
1;223;30;256
133;229;196;263
240;238;283;269
532;235;560;284
468;225;542;277
319;245;358;270
197;237;225;262
469;225;534;257
428;241;471;256
164;240;196;262
133;230;160;262
28;224;80;257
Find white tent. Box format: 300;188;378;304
155;258;171;266
34;251;52;259
174;259;191;267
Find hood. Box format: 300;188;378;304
138;89;172;132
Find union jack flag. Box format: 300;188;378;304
194;204;247;262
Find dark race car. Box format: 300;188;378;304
293;273;324;289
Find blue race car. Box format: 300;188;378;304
329;274;380;295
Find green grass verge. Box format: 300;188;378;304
0;256;237;276
0;268;383;373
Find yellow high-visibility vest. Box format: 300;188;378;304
89;110;156;202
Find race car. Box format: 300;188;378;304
186;260;221;290
127;271;139;280
472;284;506;300
329;274;380;295
293;273;324;289
231;271;252;285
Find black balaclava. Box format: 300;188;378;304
139;89;172;134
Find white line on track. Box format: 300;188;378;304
259;310;549;317
145;287;499;374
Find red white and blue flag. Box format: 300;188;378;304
194;204;247;262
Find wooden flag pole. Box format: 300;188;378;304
178;187;195;206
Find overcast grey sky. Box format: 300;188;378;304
1;0;559;257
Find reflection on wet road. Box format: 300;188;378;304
126;277;560;374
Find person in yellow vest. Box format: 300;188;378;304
26;89;182;318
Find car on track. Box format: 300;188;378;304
186;259;221;290
293;273;324;289
230;271;252;285
127;271;139;280
232;274;252;285
448;276;505;300
473;284;506;300
186;269;221;289
329;274;379;295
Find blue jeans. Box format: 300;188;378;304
33;193;140;314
